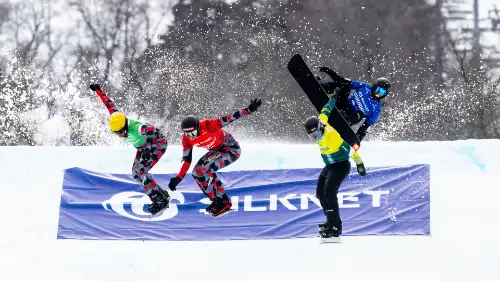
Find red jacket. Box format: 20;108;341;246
176;108;250;179
181;119;226;150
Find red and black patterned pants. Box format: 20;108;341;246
132;137;168;195
192;133;240;199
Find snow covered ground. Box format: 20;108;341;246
0;140;499;281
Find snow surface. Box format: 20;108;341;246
1;140;500;281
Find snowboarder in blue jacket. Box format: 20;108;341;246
316;67;391;142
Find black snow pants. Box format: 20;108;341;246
316;160;351;230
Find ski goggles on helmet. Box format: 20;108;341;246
112;127;127;136
183;127;198;138
373;86;387;98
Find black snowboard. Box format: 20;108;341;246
287;53;361;149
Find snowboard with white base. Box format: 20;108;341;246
202;208;236;218
319;236;342;244
211;208;236;218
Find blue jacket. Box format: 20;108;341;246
347;81;381;126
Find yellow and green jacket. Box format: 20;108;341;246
314;97;353;165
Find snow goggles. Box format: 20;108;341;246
183;127;198;137
308;131;319;140
112;128;127;136
374;86;387;98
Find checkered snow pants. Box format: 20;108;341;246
192;134;241;199
131;138;168;195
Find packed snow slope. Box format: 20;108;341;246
0;140;499;281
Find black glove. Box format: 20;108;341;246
89;84;101;91
319;67;350;83
168;176;182;191
356;162;367;176
350;151;367;176
141;148;151;162
247;98;262;113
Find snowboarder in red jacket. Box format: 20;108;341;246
167;98;262;217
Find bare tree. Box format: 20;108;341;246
0;1;65;145
59;0;172;145
443;21;500;139
71;0;127;82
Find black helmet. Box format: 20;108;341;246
181;115;199;134
371;77;391;100
304;116;323;139
304;116;319;133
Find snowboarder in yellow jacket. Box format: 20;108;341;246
303;95;366;241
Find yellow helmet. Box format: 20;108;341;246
109;112;127;132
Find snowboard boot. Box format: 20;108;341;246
318;209;328;230
208;193;232;217
319;221;342;238
321;210;342;233
318;221;328;231
205;197;217;213
147;187;170;217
